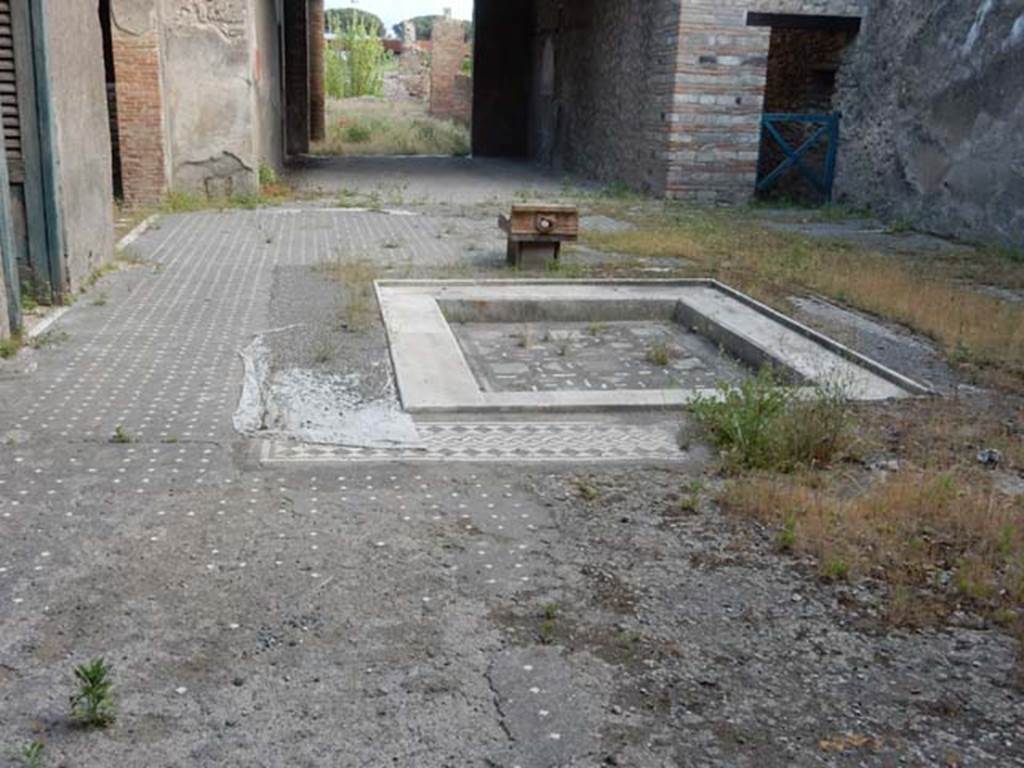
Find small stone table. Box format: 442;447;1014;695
498;204;579;269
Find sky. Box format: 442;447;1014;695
325;0;474;32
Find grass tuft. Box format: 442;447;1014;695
724;468;1024;621
0;333;24;359
316;254;378;332
315;98;469;157
690;370;852;474
18;741;44;768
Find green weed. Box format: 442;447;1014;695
0;334;24;359
690;370;851;473
539;603;560;644
110;425;133;444
70;658;116;728
645;341;673;367
575;478;600;501
18;741;44;768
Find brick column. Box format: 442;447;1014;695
110;23;168;206
429;18;469;121
308;0;325;142
664;2;770;203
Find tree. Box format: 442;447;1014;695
326;8;385;37
393;15;472;42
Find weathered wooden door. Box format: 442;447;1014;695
1;0;55;304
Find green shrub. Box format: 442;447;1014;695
343;122;374;143
328;13;390;99
325;49;346;99
690;370;851;473
258;163;277;187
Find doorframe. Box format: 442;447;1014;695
0;124;21;332
7;0;64;305
27;0;65;303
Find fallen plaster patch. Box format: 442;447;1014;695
234;328;420;448
116;215;159;252
263;368;420;448
25;307;71;340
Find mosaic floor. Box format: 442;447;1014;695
453;320;746;393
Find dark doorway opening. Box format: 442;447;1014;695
472;0;532;158
98;0;123;201
748;13;859;203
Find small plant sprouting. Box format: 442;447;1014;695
820;556;851;582
679;478;704;513
20;741;44;768
539;603;559;644
646;341;673;367
110;425;132;444
69;657;116;728
92;293;108;307
515;330;533;349
575;478;600;501
777;513;797;552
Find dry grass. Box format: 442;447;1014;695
584;210;1024;381
725;469;1023;621
720;398;1023;629
315;255;378;332
314;98;470;157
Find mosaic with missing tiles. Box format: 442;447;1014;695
451;321;748;393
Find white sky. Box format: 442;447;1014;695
325;0;474;32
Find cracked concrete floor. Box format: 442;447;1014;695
1;204;1022;766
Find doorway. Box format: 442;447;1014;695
748;13;860;203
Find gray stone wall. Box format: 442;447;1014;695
835;0;1024;247
747;0;866;15
45;0;115;293
162;0;257;196
250;0;283;176
531;0;679;194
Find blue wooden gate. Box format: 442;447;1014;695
756;113;840;202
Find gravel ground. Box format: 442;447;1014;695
1;181;1021;766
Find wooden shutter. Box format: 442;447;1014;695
0;0;22;183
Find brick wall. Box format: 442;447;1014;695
665;0;863;203
530;0;679;194
111;26;168;206
452;73;472;126
429;18;470;122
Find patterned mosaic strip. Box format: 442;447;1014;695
261;421;686;463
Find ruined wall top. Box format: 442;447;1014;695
746;0;868;17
